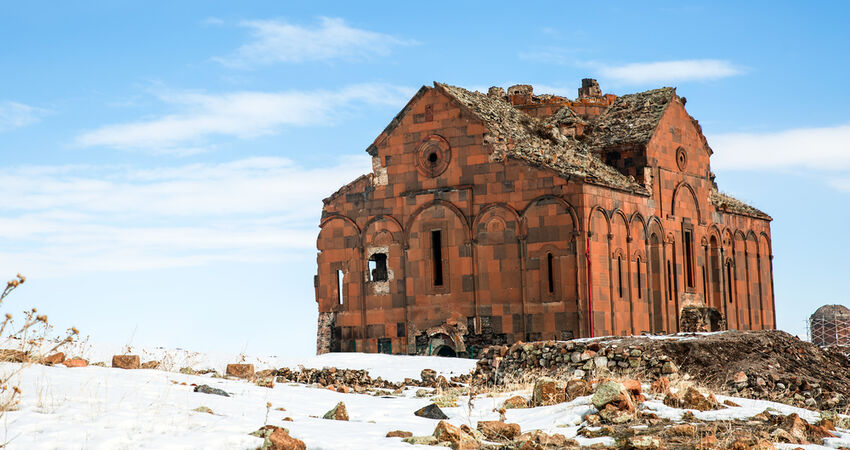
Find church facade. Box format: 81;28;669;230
315;79;774;356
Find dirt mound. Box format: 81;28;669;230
473;330;850;411
647;330;850;410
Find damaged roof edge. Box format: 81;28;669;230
366;85;430;156
710;189;772;221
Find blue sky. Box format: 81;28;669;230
1;1;848;357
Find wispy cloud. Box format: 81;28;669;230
76;83;414;155
710;124;850;194
0;101;49;132
215;17;417;67
596;59;745;85
710;124;850;171
0;156;371;277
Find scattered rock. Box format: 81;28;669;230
322;402;349;421
269;427;306;450
531;377;566;406
565;378;591;400
179;367;196;375
111;355;140;370
682;386;720;411
421;368;437;384
621;379;642;396
433;420;479;449
598;403;633;424
386;430;413;438
625;435;663;449
192;406;213;414
414;403;449;420
732;371;748;384
226;363;254;379
723;399;741;407
515;430;577;449
141;360;160;369
256;378;275;389
502;395;528;409
477;420;520;441
650;377;670;395
665;424;695;436
43;352;65;365
402;435;439;446
194;384;229;397
62;357;88;368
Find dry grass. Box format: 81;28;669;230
0;274;78;422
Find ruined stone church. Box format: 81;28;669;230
315;79;774;356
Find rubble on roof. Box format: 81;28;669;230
710;189;771;220
584;88;676;149
435;83;648;194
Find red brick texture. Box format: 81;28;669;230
315;83;774;355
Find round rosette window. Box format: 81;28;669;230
676;147;688;171
416;135;451;177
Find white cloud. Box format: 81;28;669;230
597;59;745;84
0;156;372;277
0;101;48;132
710;124;850;171
76;84;413;154
215;17;416;67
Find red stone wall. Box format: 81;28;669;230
315;86;774;355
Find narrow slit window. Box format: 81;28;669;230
726;263;734;303
666;260;673;301
368;253;388;282
702;266;707;297
547;253;555;294
636;259;642;299
431;230;443;286
617;256;623;298
684;230;695;288
336;269;344;305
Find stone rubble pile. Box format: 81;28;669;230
473;330;850;412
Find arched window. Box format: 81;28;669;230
547;252;555;294
617;255;623;298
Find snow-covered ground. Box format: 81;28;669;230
2;346;849;449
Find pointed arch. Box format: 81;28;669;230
671;181;702;223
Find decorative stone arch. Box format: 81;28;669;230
473;203;522;237
318;214;362;250
671;181;702;223
611;209;630;240
629;213;648;240
707;224;723;244
759;232;772;255
404;199;472;246
611;247;626;259
520;195;580;232
587;206;611;236
361;215;404;245
647;216;665;242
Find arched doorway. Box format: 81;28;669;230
434;346;457;357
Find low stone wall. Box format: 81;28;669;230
473;338;677;386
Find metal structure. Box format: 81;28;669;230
808;304;850;347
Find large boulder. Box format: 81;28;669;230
414;403;449;420
322;402;349;421
477;421;520;441
591;381;634;412
531;377;567;406
112;355;140;370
